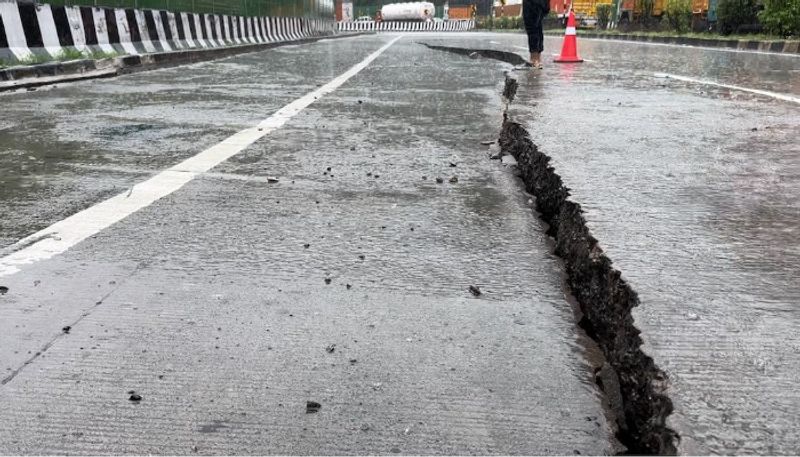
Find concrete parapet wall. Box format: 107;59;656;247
0;0;335;65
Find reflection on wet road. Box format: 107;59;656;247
1;31;798;455
471;33;800;455
1;34;616;454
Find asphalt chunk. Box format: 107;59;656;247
306;401;321;413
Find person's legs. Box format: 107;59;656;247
527;31;539;65
536;9;545;67
522;0;537;66
530;7;543;67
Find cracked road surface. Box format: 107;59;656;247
469;33;800;455
0;34;617;454
3;31;798;455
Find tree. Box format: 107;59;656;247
636;0;655;27
596;4;612;29
716;0;759;34
665;0;692;32
759;0;800;36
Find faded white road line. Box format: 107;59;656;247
0;35;404;277
654;72;800;105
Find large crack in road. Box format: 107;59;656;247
0;37;620;454
498;67;679;456
424;43;680;454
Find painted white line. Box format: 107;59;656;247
654;72;800;105
0;35;404;277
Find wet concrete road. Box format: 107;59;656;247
0;35;618;454
450;33;800;454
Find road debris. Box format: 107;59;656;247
501;155;518;166
306;401;322;413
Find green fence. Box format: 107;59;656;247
40;0;334;17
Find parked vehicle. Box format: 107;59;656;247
549;0;718;27
617;0;665;23
549;0;614;24
691;0;718;23
380;2;436;21
447;4;476;19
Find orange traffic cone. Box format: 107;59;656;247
554;10;584;63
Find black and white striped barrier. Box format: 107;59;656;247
337;20;475;32
0;0;335;65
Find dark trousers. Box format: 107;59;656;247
523;0;545;53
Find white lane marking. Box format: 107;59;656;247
654;72;800;105
0;35;404;277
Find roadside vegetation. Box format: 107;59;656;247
475;16;523;29
606;0;798;38
0;49;121;71
476;0;798;39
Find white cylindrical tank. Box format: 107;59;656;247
380;2;435;21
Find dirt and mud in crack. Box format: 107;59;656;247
425;42;681;454
497;73;679;455
421;43;531;67
423;42;682;454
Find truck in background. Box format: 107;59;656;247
380;2;436;20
